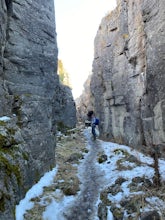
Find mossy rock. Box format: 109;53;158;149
141;210;161;220
0;193;5;212
0;192;11;212
129;177;153;193
120;195;142;214
58;179;80;196
7;128;16;136
98;154;107;163
100;190;112;206
23;204;46;220
0;154;22;185
109;184;122;196
0;121;6;126
0;126;17;148
98;202;108;220
63;186;78;196
66;152;84;163
113;149;129;157
22;152;29;161
0;134;7;147
57;122;70;133
115;177;127;185
111;205;124;220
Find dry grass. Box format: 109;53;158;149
99;146;165;219
24;128;87;220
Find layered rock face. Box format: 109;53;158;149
0;0;76;219
54;84;77;132
76;74;94;122
91;0;165;153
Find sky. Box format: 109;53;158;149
15;127;165;219
54;0;117;98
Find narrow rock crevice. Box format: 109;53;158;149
5;0;12;40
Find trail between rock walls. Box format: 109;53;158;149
62;130;106;220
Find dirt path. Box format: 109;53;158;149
62;129;106;220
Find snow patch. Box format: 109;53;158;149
0;116;11;122
15;167;58;220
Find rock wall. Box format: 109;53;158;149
90;0;165;153
0;0;76;219
76;74;94;122
54;84;77;132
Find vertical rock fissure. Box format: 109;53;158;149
5;0;12;40
1;1;13;97
2;0;12;82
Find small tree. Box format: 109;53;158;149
57;59;72;88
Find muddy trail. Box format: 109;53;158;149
62;130;106;220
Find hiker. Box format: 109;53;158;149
86;110;99;140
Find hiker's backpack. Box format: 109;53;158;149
95;118;99;125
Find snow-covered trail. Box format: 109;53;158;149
62;130;106;220
16;128;165;219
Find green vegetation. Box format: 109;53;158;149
22;152;29;161
0;134;7;147
0;194;5;212
58;59;72;88
0;128;17;148
34;170;41;183
57;121;70;134
0;153;22;185
97;153;108;163
0;192;10;212
113;148;128;156
0;121;6;126
0;143;23;213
